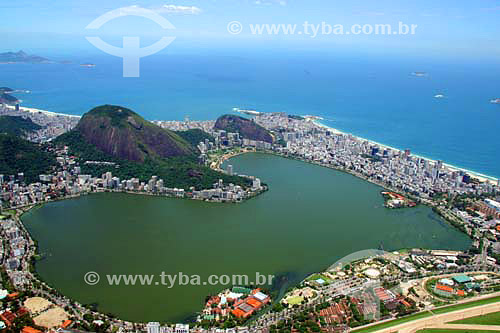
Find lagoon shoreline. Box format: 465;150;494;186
19;154;472;324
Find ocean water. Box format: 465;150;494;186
2;52;499;177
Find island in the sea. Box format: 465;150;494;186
0;50;51;64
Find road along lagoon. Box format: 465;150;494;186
22;153;470;322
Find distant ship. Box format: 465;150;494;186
490;98;500;104
434;94;445;99
411;71;428;77
80;63;96;68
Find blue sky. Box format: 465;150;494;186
1;0;499;59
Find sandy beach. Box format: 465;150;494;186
5;104;81;118
313;120;498;184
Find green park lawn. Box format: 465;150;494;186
306;273;332;283
451;311;500;325
286;296;304;306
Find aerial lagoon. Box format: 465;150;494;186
22;153;470;322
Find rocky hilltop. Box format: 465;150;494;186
74;105;195;162
214;114;273;143
55;105;250;189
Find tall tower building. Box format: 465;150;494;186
147;322;161;333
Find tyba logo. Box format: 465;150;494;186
85;6;176;77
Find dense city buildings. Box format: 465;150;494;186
2;107;500;332
0;104;79;142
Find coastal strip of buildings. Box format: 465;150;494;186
0;104;80;142
2;105;500;332
1;147;265;209
3;103;498;200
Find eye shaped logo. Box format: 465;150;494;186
85;6;176;77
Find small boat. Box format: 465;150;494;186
490;98;500;104
411;71;428;77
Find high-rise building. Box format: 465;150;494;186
227;164;234;176
252;178;261;190
147;322;161;333
175;323;189;333
463;174;471;184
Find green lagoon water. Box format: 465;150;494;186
23;153;470;322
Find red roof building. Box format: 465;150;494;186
436;284;453;293
22;327;43;333
232;308;248;318
16;307;29;317
0;311;16;326
61;320;72;328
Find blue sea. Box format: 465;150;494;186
2;51;499;178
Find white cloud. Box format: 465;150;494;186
254;0;287;6
151;4;203;15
